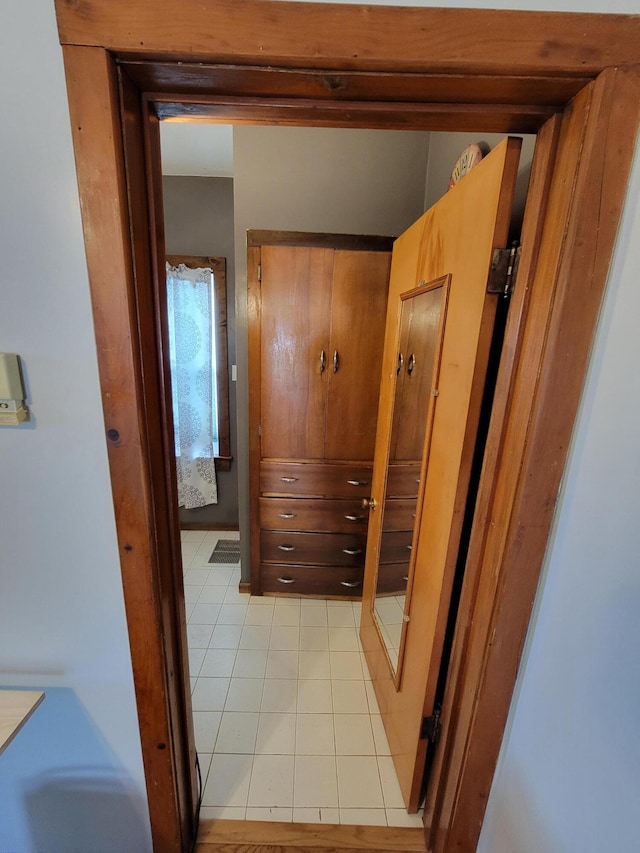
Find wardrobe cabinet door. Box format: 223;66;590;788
260;245;333;459
325;250;391;461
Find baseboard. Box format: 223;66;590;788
238;582;251;594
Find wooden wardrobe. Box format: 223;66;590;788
248;231;393;597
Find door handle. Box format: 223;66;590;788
362;497;378;511
333;349;340;373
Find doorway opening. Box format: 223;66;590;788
157;121;534;829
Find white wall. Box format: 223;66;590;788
232;125;430;576
0;2;151;850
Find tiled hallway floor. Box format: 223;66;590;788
181;529;424;827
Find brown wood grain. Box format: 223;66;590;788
120;61;591;107
260;461;373;499
62;46;185;852
195;818;426;851
55;0;640;76
247;230;394;251
247;244;263;593
152;97;552;133
325;250;391;461
260;563;364;597
361;138;521;811
260;245;334;460
261;530;366;567
260;497;369;534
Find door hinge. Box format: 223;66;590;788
421;704;442;744
257;263;262;282
487;243;521;298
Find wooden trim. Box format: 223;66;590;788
247;244;263;595
61;45;188;852
151;97;552;133
54;4;640;852
195;819;425;851
247;230;394;251
120;61;591;108
55;0;640;75
167;254;226;273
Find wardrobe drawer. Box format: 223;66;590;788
386;463;422;498
379;530;414;564
260;497;369;534
381;498;417;531
261;461;373;498
260;530;366;567
375;562;410;596
261;563;364;598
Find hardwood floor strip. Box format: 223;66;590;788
195;820;426;852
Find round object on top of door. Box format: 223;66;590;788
448;143;484;190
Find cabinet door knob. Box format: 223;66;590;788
277;576;295;584
340;580;361;588
342;547;363;556
278;544;295;552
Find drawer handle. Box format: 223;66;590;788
343;547;363;556
403;576;409;582
277;576;295;584
406;544;413;551
340;580;361;588
278;544;295;552
280;477;298;483
347;479;369;487
415;478;421;484
278;512;296;519
344;514;366;522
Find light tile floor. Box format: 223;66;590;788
182;529;424;827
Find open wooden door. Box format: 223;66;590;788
360;137;522;812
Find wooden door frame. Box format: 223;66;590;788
54;2;640;851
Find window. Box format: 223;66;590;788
166;255;231;475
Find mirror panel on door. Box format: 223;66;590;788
373;277;450;676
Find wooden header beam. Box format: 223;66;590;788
56;0;640;76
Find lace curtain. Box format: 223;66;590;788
166;262;218;509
